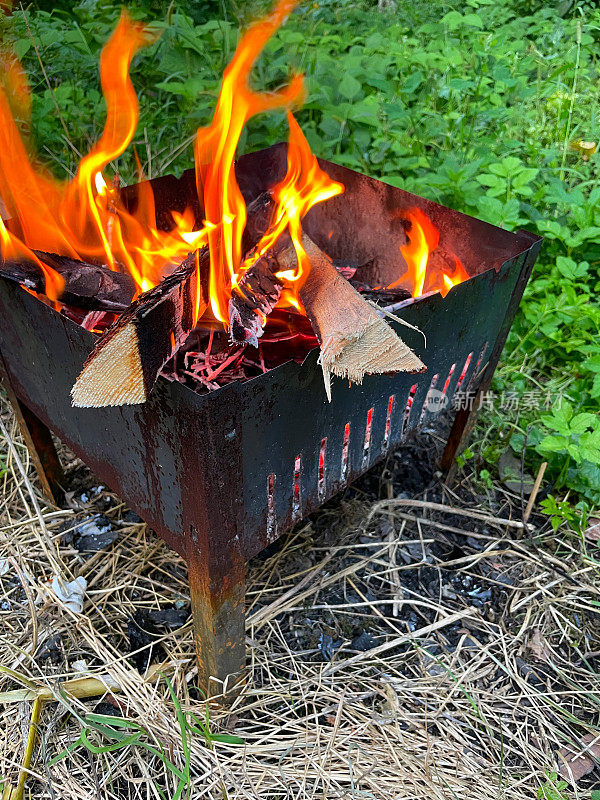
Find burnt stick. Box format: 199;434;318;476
0;251;136;311
71;249;209;407
229;192;287;346
229;244;286;347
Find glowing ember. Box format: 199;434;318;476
0;0;470;330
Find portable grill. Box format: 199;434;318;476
0;144;541;694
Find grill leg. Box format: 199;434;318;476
186;550;246;700
440;403;476;480
0;355;64;505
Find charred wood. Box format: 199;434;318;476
229;220;426;398
71;249;209;407
0;251;136;311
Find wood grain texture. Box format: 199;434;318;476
72;249;208;407
1;251;136;310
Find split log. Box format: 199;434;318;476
229;229;426;399
71;196;274;407
71;249;208;407
229;244;284;347
298;235;425;398
0;251;136;311
228;192;283;346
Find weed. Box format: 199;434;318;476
536;772;569;800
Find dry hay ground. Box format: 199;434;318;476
1;392;600;800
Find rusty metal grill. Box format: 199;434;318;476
0;144;542;693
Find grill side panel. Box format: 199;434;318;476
0;283;244;564
239;249;532;559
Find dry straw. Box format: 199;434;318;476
1;392;600;798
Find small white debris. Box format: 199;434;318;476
51;575;87;614
0;558;10;577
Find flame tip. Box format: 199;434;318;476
0;0;354;328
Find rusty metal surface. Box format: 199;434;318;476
0;147;541;573
441;228;542;474
239;240;541;557
0;284;243;565
0;352;65;504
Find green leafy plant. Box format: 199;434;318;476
536;772;569;800
538;403;600;470
456;446;474;470
540;495;588;534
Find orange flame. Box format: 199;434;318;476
440;255;470;297
399;208;439;297
0;2;332;324
0;1;467;340
0;12;207;301
194;0;305;322
389;207;469;298
0;214;64;301
238;111;344;310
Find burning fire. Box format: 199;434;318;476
0;0;467;327
236;112;344;311
440;256;470;297
388;207;469;299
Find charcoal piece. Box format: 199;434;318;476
318;632;343;661
93;700;123;717
350;282;412;306
128;605;190;672
36;633;63;664
147;607;190;629
398;541;426;565
467;586;492;604
121;509;143;524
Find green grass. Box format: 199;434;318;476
3;0;600;517
49;675;243;800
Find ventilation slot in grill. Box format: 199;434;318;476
341;422;350;479
267;473;276;539
293;455;301;519
318;437;327;499
442;363;456;395
455;352;473;393
402;384;418;435
362;408;374;467
420;374;439;423
469;342;489;387
384;395;395;447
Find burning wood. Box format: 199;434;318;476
297;235;426;398
0;250;135;311
230;197;426;398
71;250;207;407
